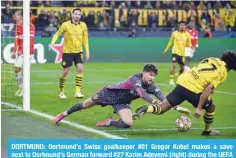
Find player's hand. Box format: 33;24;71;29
162;51;167;56
86;54;90;61
194;108;202;118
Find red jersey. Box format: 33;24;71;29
13;21;35;55
186;28;198;47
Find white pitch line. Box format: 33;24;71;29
3;81;236;95
2;68;170;73
103;127;236;132
214;91;236;96
1;109;24;111
1;102;124;139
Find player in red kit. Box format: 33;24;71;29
185;23;198;71
12;12;35;96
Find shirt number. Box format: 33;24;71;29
199;64;217;72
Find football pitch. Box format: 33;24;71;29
1;63;236;141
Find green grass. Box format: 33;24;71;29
2;63;236;139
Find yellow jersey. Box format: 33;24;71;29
51;20;89;54
177;57;228;93
164;30;192;56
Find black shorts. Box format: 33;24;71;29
62;53;83;68
172;54;185;65
166;84;212;110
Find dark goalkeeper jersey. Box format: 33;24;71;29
104;73;165;104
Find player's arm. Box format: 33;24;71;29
131;78;158;104
12;25;20;57
12;40;19;57
195;30;199;48
163;32;174;55
82;23;90;56
147;85;165;102
50;23;65;44
138;88;158;104
195;84;214;118
30;24;36;54
32;24;36;36
186;33;193;49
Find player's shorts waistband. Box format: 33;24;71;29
172;53;185;57
63;52;82;54
176;84;199;94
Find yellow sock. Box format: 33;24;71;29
147;106;154;113
76;73;83;92
204;123;212;132
203;112;215;131
169;74;174;82
147;105;161;114
59;76;67;93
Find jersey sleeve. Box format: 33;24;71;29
13;25;21;53
164;32;174;52
30;23;36;54
211;70;227;88
147;84;166;102
51;22;66;44
130;76;155;104
82;23;90;55
31;23;36;35
195;30;198;45
186;32;192;48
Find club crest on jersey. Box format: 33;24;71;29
135;80;141;87
93;94;98;99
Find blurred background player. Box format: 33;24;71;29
12;11;35;97
54;64;190;128
133;50;236;136
50;8;90;99
163;21;192;86
185;23;199;71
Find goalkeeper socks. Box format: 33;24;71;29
59;76;67;93
75;73;83;92
147;105;161;114
110;119;131;128
67;102;84;115
203;112;215;131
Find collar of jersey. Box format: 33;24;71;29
70;20;81;25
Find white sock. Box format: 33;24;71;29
16;72;23;89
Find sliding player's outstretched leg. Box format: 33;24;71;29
133;102;168;120
97;105;133;128
133;102;166;120
133;99;191;120
54;97;96;124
